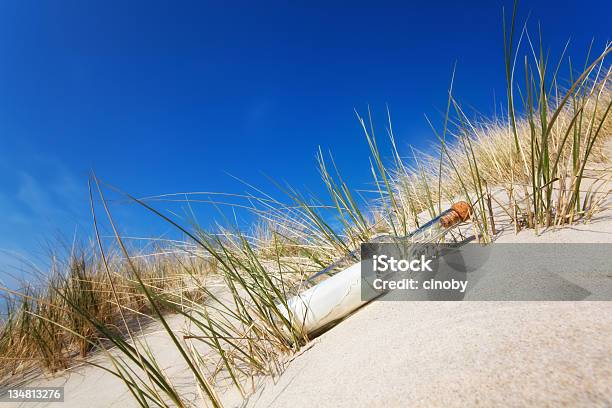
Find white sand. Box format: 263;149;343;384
1;315;215;407
247;214;612;407
3;212;611;407
249;302;611;407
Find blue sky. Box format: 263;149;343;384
0;1;610;275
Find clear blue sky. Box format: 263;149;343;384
0;1;609;273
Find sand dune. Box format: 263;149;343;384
4;213;612;407
245;216;612;407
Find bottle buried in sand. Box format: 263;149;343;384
280;202;471;335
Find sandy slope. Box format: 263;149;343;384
0;315;214;408
246;215;612;408
248;302;611;407
2;213;611;407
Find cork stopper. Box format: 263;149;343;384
440;201;471;228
